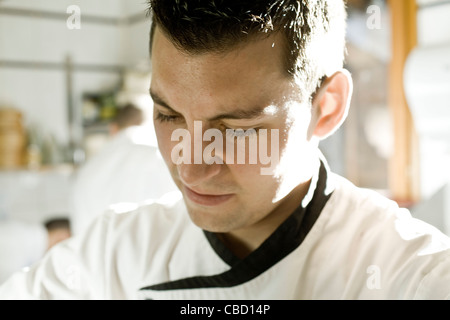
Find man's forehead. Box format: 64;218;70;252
150;28;299;120
151;26;287;75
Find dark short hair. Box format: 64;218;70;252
44;217;71;232
147;0;347;103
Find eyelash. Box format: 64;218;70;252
154;111;180;123
155;110;259;138
225;128;258;139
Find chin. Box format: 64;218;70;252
184;204;238;233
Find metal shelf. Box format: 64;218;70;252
0;59;124;73
0;6;148;26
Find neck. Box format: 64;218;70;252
219;179;312;259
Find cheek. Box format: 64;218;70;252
227;162;260;176
226;161;279;194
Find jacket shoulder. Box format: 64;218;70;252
326;174;450;299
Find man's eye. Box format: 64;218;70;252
225;128;258;139
155;111;180;123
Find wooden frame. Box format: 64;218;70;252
387;0;420;205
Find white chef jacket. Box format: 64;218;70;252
1;160;450;300
71;125;178;235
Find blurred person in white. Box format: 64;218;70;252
1;0;450;300
0;218;70;284
70;103;177;236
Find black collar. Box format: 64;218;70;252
141;160;333;291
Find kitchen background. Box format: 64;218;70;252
1;0;450;235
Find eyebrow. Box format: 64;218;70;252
150;89;270;121
150;90;176;113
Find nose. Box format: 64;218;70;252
175;124;223;188
177;161;222;188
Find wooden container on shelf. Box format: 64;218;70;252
0;108;27;169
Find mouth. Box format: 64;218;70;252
183;186;235;207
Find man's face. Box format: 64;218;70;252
150;28;320;234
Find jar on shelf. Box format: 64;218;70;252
0;108;27;170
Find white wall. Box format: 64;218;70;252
0;168;73;223
123;19;152;70
0;0;123;18
417;0;450;46
0;0;151;145
407;0;450;235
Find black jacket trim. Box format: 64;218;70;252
140;160;332;291
203;230;241;267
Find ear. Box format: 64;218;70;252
310;70;353;140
